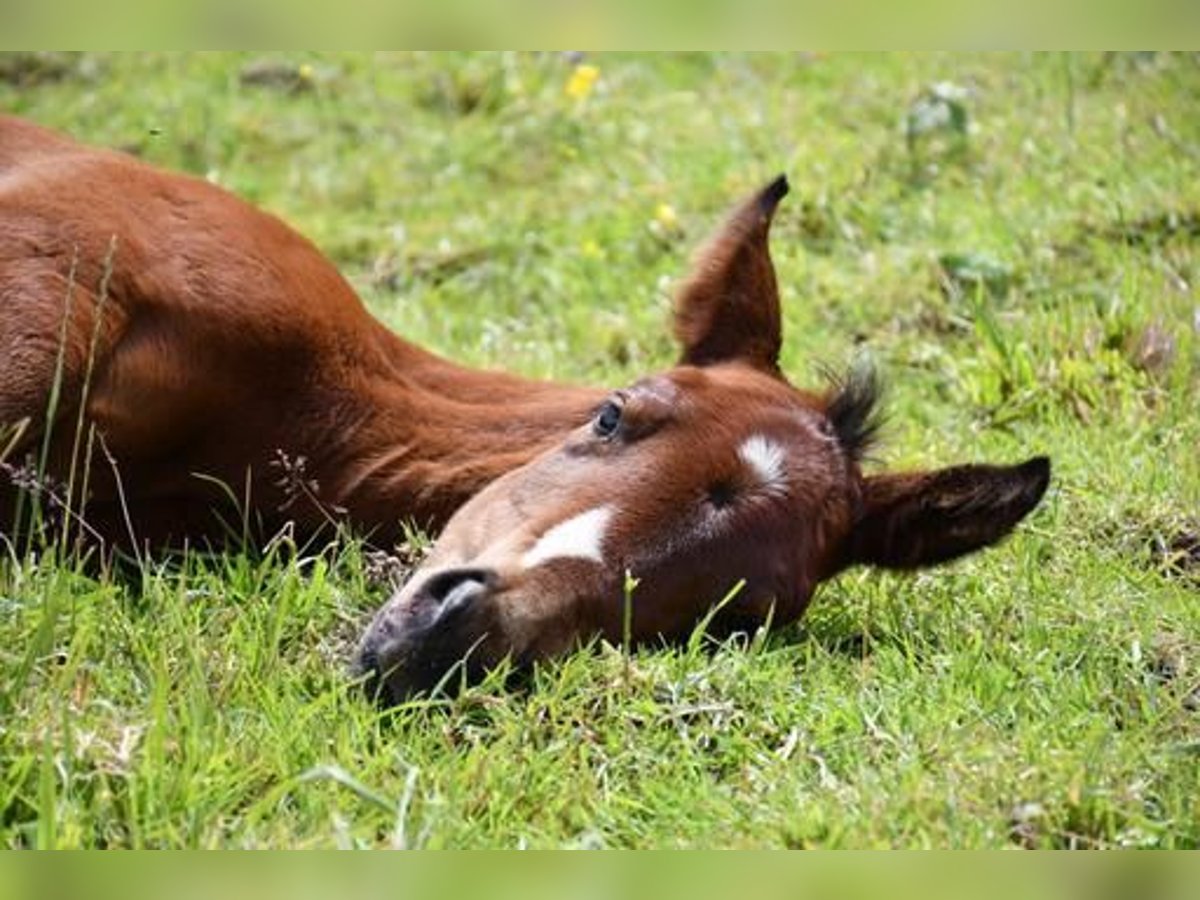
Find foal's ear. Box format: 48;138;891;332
673;175;788;373
836;456;1050;572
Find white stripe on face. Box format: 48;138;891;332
521;505;615;569
739;434;788;493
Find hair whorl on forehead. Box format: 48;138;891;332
824;359;884;462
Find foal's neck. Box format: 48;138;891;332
325;329;605;539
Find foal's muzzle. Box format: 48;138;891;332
354;566;498;704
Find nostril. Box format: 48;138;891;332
354;644;380;679
352;644;392;705
422;567;495;620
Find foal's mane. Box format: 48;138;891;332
823;360;884;463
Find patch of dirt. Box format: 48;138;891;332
1123;320;1177;378
1099;514;1200;589
1148;528;1200;584
1144;633;1200;716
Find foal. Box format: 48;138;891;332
0;117;1048;704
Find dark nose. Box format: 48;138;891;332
353;566;498;705
352;643;387;703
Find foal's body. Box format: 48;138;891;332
0;116;598;546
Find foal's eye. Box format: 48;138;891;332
593;400;623;438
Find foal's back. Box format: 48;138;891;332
0;117;384;543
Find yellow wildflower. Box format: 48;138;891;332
580;239;605;260
565;64;600;101
654;203;678;230
648;202;681;240
298;63;315;84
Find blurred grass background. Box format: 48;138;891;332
1;52;1198;847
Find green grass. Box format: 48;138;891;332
2;51;1199;848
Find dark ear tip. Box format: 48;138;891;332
1019;455;1052;500
757;174;790;216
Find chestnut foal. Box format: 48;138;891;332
0;118;1048;705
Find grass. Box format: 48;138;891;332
2;51;1199;848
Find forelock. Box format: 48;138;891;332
823;360;884;462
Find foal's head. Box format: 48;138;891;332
356;177;1050;703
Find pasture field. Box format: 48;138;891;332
1;52;1198;848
